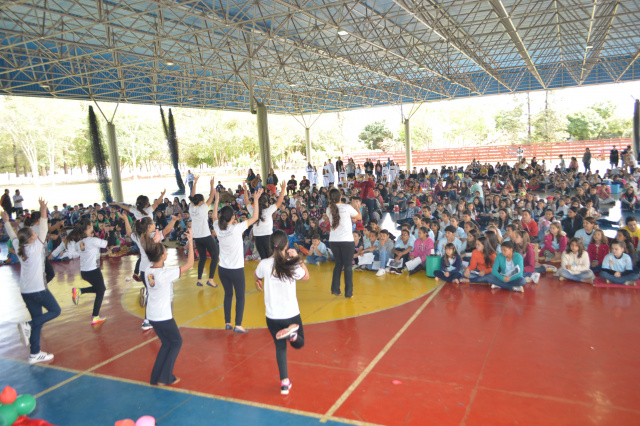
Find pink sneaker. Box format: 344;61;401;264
276;324;299;340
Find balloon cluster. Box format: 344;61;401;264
0;386;37;426
115;416;155;426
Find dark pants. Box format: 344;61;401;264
255;235;272;259
584;162;591;172
21;290;61;355
218;267;246;326
330;241;355;297
194;236;219;280
266;315;305;380
80;269;106;317
148;318;182;385
134;256;141;275
364;199;375;225
140;271;148;320
45;258;55;283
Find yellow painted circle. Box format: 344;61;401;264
122;255;437;329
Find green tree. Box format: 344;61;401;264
531;109;568;143
494;104;525;139
358;121;394;150
566;109;607;140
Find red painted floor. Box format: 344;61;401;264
2;255;640;426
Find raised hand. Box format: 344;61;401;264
255;188;264;198
1;210;8;222
153;232;163;243
210;177;215;187
172;214;181;221
38;197;48;210
185;228;193;242
286;248;297;258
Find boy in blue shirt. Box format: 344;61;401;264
599;241;639;285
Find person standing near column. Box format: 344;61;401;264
327;159;335;185
3;199;61;364
335;157;344;183
189;176;220;288
1;189;12;219
327;189;362;298
583;148;592;173
306;163;314;182
610;145;619;169
214;187;264;333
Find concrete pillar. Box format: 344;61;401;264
404;118;412;171
305;127;311;163
633;99;639;160
256;103;272;185
105;122;124;202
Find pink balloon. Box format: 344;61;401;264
135;416;156;426
115;420;136;426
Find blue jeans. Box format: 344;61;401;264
21;290;61;355
485;274;527;289
558;269;595;282
523;266;546;277
433;270;462;282
599;270;640;284
368;250;391;271
306;255;327;265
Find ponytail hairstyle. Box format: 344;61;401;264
65;219;93;245
16;228;33;261
270;230;302;281
256;194;269;223
218;206;234;230
328;188;341;230
134;217;154;238
135;195;150;216
27;211;41;227
189;193;205;206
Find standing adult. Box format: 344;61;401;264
610;145;619;168
327;189;362;298
327;159;335;185
346;159;355;179
189;176;220;288
213;187;264;333
305;163;314;182
13;189;24;216
365;158;374;176
185;170;195;193
335;158;344;181
245;181;286;259
1;189;12;219
583;148;592;173
322;162;330;188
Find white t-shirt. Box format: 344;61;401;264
214;220;248;269
328;204;358;242
256;258;305;320
13;237;46;294
131;231;163;273
189;203;211;238
13;194;23;208
248;204;276;236
145;266;180;322
70;237;108;271
131;206;154;220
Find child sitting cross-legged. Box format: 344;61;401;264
486;240;526;292
304;234;329;265
557;238;595;285
433;243;463;284
599;241;639;286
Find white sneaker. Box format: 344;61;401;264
29;351;54;364
513;286;524;292
532;273;540;284
141;320;153;331
18;322;31;347
491;284;500;289
376;269;386;276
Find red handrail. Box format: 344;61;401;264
344;138;631;168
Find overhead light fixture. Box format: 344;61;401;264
337;30;348;36
39;83;50;89
289;83;297;87
165;60;175;66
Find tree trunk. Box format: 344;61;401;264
12;143;19;177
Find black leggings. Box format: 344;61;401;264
330;241;355;298
134;256;141;275
266;314;305;380
194;236;219;280
148;318;182;385
80;268;106;317
254;235;272;260
218;267;246;326
45;258;55;283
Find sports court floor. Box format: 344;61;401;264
1;215;640;425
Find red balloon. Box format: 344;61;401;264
12;417;54;426
0;386;17;404
115;420;136;426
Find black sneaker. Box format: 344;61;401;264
409;265;425;276
281;379;292;395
